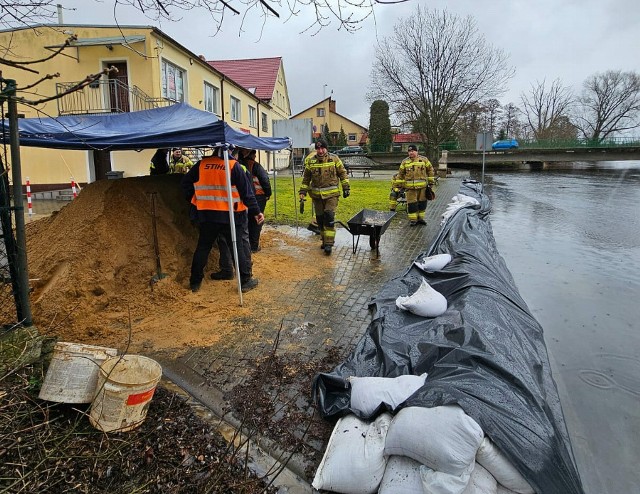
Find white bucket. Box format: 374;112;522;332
89;355;162;433
38;342;118;403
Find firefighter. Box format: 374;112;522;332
389;173;406;211
239;149;272;252
169;148;194;174
299;139;350;255
397;144;435;226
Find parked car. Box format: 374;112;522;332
335;145;364;155
492;139;519;150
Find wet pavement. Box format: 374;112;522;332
155;170;469;492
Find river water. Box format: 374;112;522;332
473;161;640;494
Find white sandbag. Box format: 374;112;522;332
312;413;391;494
415;253;453;272
349;373;427;418
476;437;534;494
396;279;448;317
384;405;484;476
441;194;480;224
461;463;498;494
420;465;472;494
497;486;519;494
378;456;424;494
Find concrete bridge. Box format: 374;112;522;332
349;146;640;174
441;146;640;167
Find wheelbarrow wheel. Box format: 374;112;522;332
369;235;378;250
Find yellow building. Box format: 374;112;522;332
0;24;290;190
290;98;367;148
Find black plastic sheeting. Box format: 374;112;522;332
312;180;584;494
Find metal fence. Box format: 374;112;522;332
56;79;175;115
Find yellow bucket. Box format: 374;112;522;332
89;355;162;432
38;342;118;403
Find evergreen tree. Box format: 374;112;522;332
337;126;348;147
368;100;392;152
322;123;332;146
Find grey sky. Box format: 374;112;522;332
58;0;639;128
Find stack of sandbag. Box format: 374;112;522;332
313;404;536;494
441;194;480;225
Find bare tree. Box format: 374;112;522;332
368;6;514;162
520;79;573;141
0;0;407;35
454;101;487;148
573;70;640;142
499;102;520;139
484;98;501;137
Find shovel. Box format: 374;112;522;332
148;192;168;285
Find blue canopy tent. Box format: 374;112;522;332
3;102;291;151
2;103;291;305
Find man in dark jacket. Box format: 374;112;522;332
239;149;272;252
181;147;264;293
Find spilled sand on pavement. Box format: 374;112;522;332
25;174;328;356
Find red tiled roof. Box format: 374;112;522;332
207;57;281;101
393;133;423;143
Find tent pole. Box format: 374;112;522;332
292;149;299;231
223;147;243;306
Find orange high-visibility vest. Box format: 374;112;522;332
246;161;265;196
191;156;248;212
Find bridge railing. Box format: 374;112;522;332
437;137;640;152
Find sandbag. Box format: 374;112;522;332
420;466;472;494
378;456;424;494
396;278;447;317
349;373;427;418
312;413;391;494
476;437;534;494
462;463;498;494
384;405;484;476
415;253;453;272
497;486;519;494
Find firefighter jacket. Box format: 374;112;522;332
391;173;406;192
398;155;435;189
170;155;194;174
242;158;272;199
300;151;350;199
181;155;259;225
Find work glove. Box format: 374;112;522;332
299;197;305;214
343;189;350;198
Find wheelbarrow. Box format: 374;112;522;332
334;209;396;258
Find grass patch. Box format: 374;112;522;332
266;177;391;224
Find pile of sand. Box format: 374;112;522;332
25;175;326;355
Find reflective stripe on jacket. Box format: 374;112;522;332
391;174;406;191
191;156;248;213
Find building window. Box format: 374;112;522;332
348;134;357;142
261;112;268;132
317;108;325;117
248;105;257;128
161;60;185;102
204;82;219;114
230;96;241;122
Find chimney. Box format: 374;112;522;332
57;4;63;24
329;99;336;113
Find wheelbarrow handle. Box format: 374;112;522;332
331;220;350;232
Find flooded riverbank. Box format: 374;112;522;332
478;161;640;494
